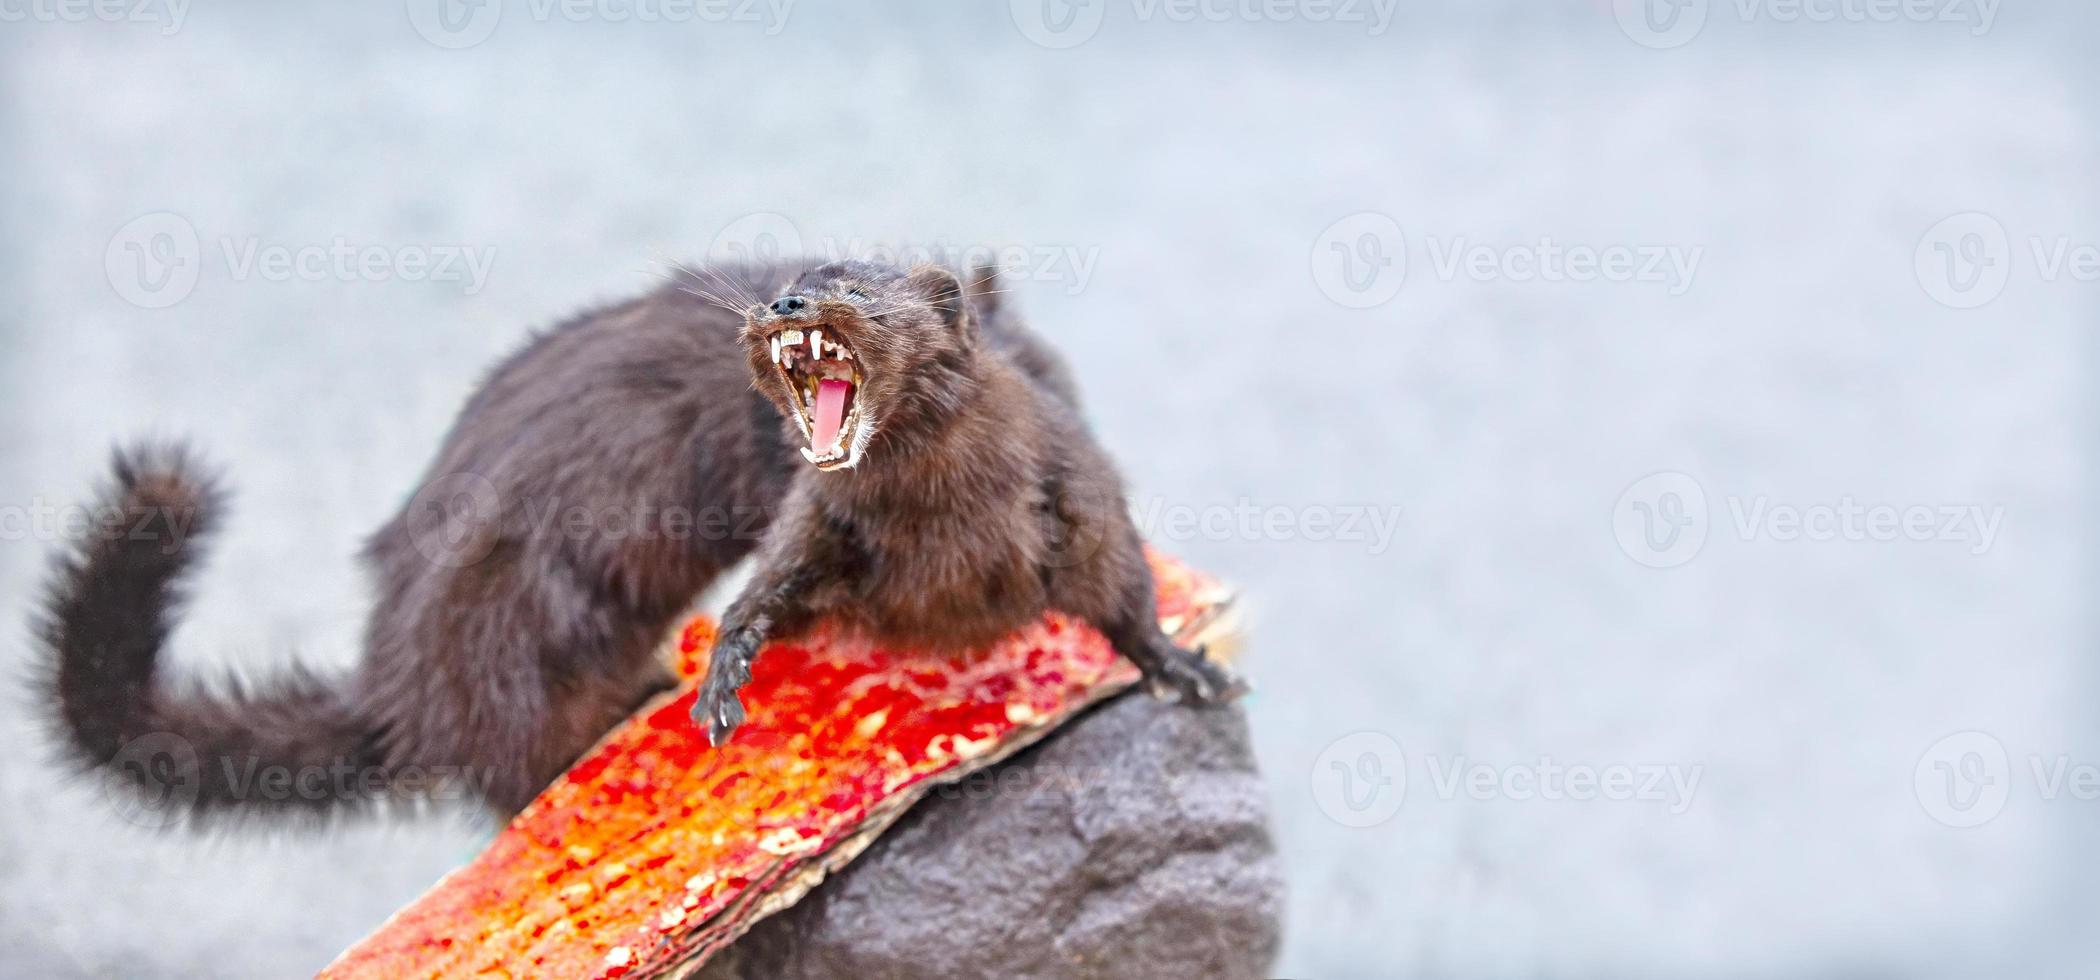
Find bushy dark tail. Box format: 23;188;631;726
33;444;384;825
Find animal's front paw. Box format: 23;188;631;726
692;673;747;747
1140;642;1250;705
692;628;761;746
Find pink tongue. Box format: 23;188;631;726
812;378;850;453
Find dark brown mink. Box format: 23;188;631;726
31;259;1077;822
31;255;1230;822
691;259;1245;746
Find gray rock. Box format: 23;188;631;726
699;693;1283;980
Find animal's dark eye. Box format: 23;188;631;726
845;286;870;302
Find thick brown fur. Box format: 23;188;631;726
692;260;1244;745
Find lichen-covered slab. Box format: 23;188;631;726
322;551;1234;979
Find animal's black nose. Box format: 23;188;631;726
770;295;807;316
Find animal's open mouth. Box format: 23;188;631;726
768;327;865;470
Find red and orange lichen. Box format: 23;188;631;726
321;550;1236;979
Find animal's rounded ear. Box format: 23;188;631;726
907;265;975;343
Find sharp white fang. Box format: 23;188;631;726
810;329;823;359
770;335;781;363
800;446;819;464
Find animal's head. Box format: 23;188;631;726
741;259;979;472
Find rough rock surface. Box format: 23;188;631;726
699;694;1283;980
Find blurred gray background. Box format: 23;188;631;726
3;1;2097;976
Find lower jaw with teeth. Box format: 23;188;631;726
797;386;861;470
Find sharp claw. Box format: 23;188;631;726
693;671;748;746
706;698;744;746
